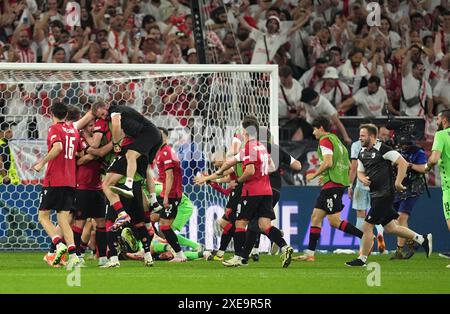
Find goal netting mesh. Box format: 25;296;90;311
0;63;278;251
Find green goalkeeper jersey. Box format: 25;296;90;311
151;183;193;216
432;129;450;191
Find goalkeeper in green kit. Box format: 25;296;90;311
122;181;204;261
425;110;450;267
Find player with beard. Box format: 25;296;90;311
425;110;450;267
346;124;432;267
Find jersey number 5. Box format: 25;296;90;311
65;136;76;160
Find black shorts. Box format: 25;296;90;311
106;182;145;224
222;183;243;222
366;195;399;226
126;126;162;161
315;187;345;215
237;195;275;221
39;187;76;212
107;154;148;179
247;189;280;233
74;189;106;220
156;197;181;220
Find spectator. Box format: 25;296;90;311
299;57;328;89
338;47;370;94
400;61;433;118
300;87;352;144
378;15;402;50
186;47;198;64
278;65;303;120
314;66;351;108
433;73;450;113
368;47;393;90
238;12;310;64
338;76;391;117
309;26;335;66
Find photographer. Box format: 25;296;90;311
390;130;428;260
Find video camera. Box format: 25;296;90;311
386;119;417;148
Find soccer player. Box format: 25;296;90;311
72;120;108;266
92;102;162;200
145;181;202;252
346;124;432;267
198;151;242;262
201;116;294;267
152;127;187;262
240;126;302;263
295;117;363;262
91;102;162;230
34;102;81;267
102;165;154;268
425;110;450;267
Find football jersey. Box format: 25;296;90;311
108;105;156;137
240;139;272;196
155;144;183;199
43;122;80;188
358;142;401;198
76;135;102;190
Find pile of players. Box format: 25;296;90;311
36;101;204;268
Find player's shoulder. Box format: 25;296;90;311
319;136;333;148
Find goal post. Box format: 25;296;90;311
0;62;279;251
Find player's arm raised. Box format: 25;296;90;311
194;156;239;185
34;142;63;172
237;163;254;184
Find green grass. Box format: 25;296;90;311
0;252;449;294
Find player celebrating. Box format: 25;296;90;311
145;181;202;252
73;120;108;266
152;127;187;262
346;124;432;267
425;110;450;267
34;102;81;267
295;117;363;262
200;116;294;267
92;102;162;200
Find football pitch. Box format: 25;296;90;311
0;252;449;294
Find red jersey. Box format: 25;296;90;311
155;144;183;199
319;137;344;190
240;139;272;196
93;118;134;148
43;122;80;188
76;136;102;190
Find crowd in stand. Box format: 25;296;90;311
0;0;450;142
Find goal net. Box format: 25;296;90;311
0;63;278;251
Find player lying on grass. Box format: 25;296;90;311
144;181;202;252
121;227;206;261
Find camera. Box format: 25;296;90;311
386;119;417;148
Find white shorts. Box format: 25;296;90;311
352;186;371;211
